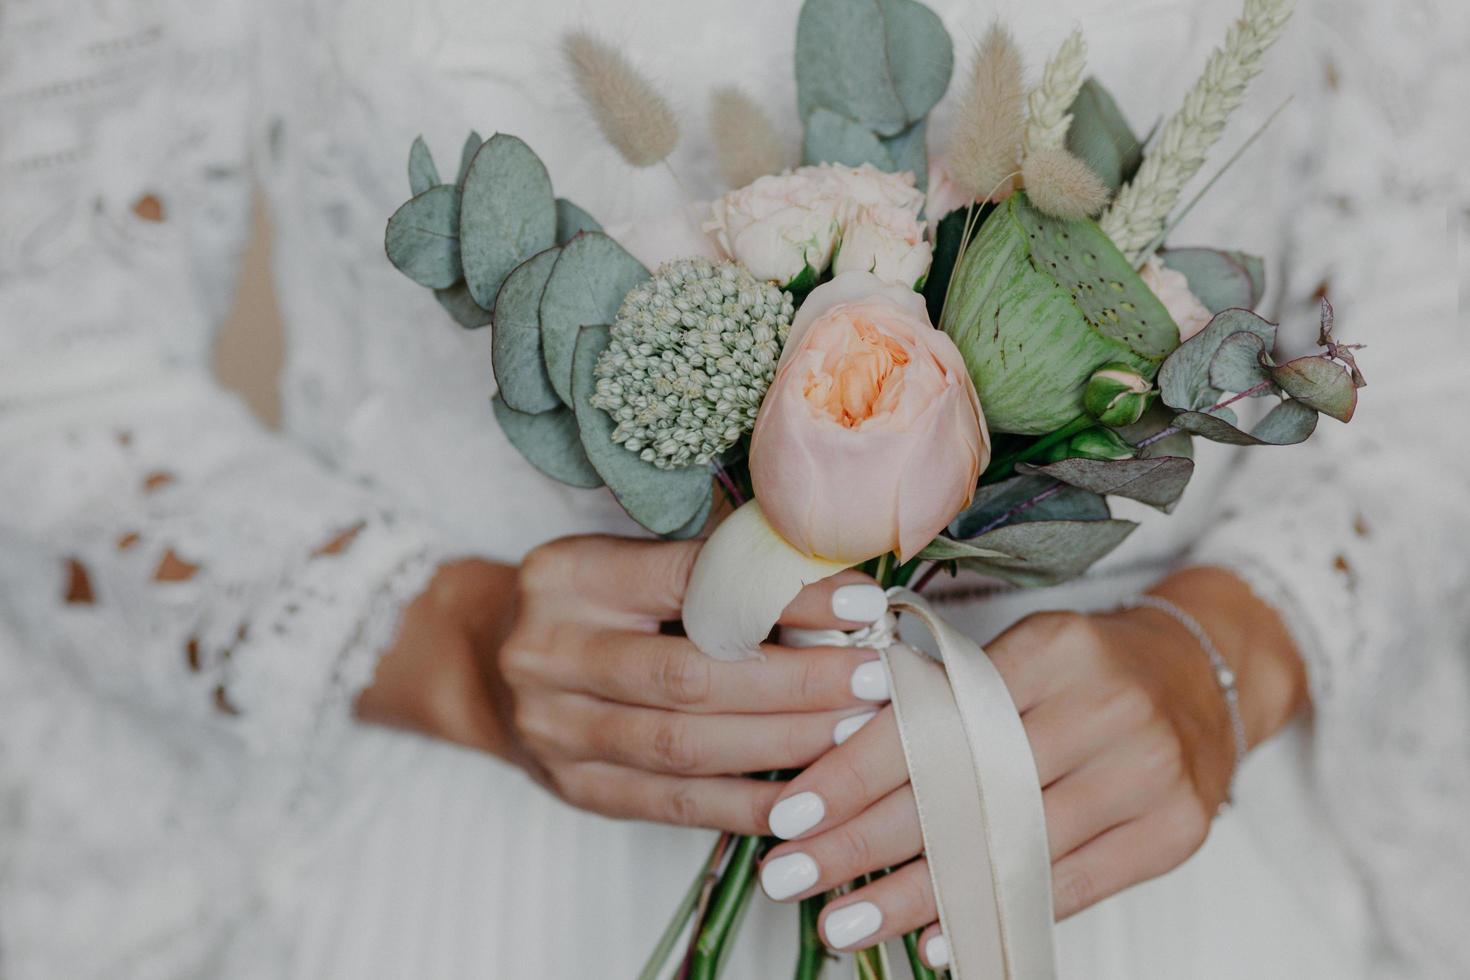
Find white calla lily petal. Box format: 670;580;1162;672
683;500;850;661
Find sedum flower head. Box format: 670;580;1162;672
591;258;794;469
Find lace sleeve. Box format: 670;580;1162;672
1190;1;1470;972
0;2;446;758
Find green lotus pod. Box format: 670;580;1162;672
1083;363;1154;427
939;193;1180;435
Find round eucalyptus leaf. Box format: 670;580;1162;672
1174;399;1318;446
456;131;483;187
1160;248;1263;314
492;247;563;414
460;134;556;309
434;280;493;329
802;107;894;169
795;0;908;137
1269;356;1358;422
1158;308;1277;412
540;233;649;405
877;0;953;124
1208;330;1274;393
408;136;440;196
491;395;602;489
571;325;712;535
662;484;716;541
385;184;461;289
556;198;603;244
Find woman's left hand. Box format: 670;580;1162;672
756;566;1308;968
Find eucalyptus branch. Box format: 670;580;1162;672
1136;380;1275;448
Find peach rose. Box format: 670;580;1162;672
750;271;990;563
1140;256;1213;341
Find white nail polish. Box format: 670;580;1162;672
925;933;950;968
760;852;819;901
850;660;890;701
823;901;882;949
768;791;825;839
832;711;877;745
831;584;887;624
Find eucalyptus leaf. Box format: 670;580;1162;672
1114;401;1193;460
795;0;909;137
491;247;563;413
1160;248;1264;314
1270;355;1358;422
385;184;461;289
1174;399;1318;446
1208;330;1273;393
408;136;440;195
1158;308;1277;412
876;0;953;124
491;395;603;489
916;537;1012;561
434;280;493;329
1066;79;1145;192
664;487;715;541
881;119;929;187
456;131;483;186
540;232;649;405
460;133;557;309
556;198;603;243
1018;456;1195;512
570;325;712;535
802;107;894;169
950;474;1110;538
951;519;1139;587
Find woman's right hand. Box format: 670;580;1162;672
359;535;891;834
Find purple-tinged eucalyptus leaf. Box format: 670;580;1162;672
1158;308;1277;412
1115;402;1194;459
1174;398;1317;446
947;519;1139;587
1160;248;1264;313
1018;456;1195;512
408;136;440;196
385;184;461;289
949;474;1109;538
1269;356;1358;422
1208;330;1274;393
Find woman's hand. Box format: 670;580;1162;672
358;536;892;834
755;566;1308;967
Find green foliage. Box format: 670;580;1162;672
1065;79;1145;192
555;198;603;244
882;120;929;189
946;519;1139;587
1271;355;1358;422
460;134;557;309
940;193;1179;434
408;136;440;195
490;395;603;488
539;232;650;405
803;107;894;170
915;537;1011;561
571;326;713;535
950;474;1110;537
434;281;493;329
385;184;462;289
456;131;483;186
1019;456;1194;512
1160;247;1266;313
1174;400;1318;445
491;247;563;414
1207;330;1273;392
1158;308;1276;411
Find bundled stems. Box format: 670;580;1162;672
795;896;829;980
688;833;769;980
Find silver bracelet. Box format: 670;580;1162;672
1123;594;1248;802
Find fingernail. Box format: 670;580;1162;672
925;933;950;968
823;901;882;949
760;852;819;901
832;710;876;745
768;791;825;839
831;584;887;624
850;660;890;701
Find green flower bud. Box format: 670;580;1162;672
1083;363;1155;427
1066;426;1135;461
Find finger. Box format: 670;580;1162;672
765;707;906;840
1049;797;1211;920
560;632;886;713
917;924;950;970
778;569;887;631
521;536;700;624
985;612;1084;713
817;859;937;952
574;701;877;776
552;761;784;834
759;786;922;901
1041;733;1169;860
1021;685;1141;787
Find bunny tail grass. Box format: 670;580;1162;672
948;24;1027;201
1022;146;1110;219
562;30;680;168
709;86;790;188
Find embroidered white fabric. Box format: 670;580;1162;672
0;0;1464;977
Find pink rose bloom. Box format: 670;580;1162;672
809;162;926;223
833;204;933;287
750;271;990;563
704;172;844;285
1139;256;1214;341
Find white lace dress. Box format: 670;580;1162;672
0;0;1465;977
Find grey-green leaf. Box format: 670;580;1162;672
1158;308;1277;411
385;184;461;289
434;280;493;329
878;0;954;124
1160;248;1264;314
556;198;603;244
408;136;441;196
1018;456;1195;512
540;232;649;405
491;395;603;489
796;0;908;137
456;131;483;186
1208;330;1273;393
1066;79;1145;192
802;107;894;169
492;247;563;413
950;474;1110;538
460;134;557;309
663;487;715;541
571;325;712;534
916;537;1012;561
1270;355;1358;422
881;119;929;187
1174;399;1318;446
951;519;1138;587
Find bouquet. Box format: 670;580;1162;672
383;0;1362;975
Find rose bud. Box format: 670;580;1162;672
1065;426;1135;461
1083;363;1156;427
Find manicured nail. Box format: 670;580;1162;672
760;852;819;901
823;901;882;949
768;791;825;839
831;584;887;624
833;710;877;745
925;933;950;968
850;660;890;701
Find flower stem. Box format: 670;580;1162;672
644;834;730;980
795;895;830;980
902;931;938;980
981;414;1092;484
688;833;769;980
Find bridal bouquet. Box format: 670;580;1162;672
384;0;1361;975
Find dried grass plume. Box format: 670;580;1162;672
562;30;679;168
948;24;1027;201
1022;147;1110;219
709;86;790;188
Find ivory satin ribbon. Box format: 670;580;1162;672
784;590;1056;979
